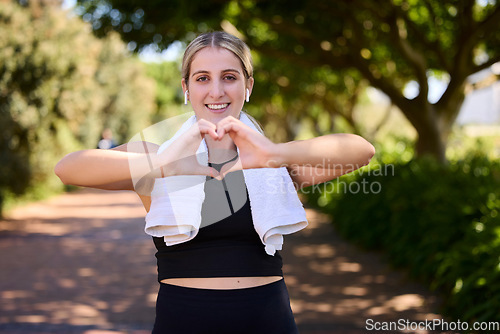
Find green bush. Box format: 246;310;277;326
302;153;500;325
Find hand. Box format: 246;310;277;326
214;116;280;176
158;119;220;178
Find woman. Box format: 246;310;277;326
55;31;375;333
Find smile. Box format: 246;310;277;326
206;103;229;111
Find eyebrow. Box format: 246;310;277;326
191;68;241;77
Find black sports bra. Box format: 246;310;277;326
152;158;283;281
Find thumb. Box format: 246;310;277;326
192;165;220;179
218;157;242;178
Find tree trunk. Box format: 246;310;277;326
414;114;447;163
394;99;448;163
436;82;467;147
397;89;466;165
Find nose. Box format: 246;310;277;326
209;79;224;99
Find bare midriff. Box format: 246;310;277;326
161;276;283;289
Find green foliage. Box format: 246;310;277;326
75;0;500;161
302;152;500;325
0;2;156;215
74;0;225;50
144;61;185;123
246;58;367;142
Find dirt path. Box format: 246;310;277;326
0;188;442;334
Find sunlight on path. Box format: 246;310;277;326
0;189;157;333
0;188;443;333
280;208;442;333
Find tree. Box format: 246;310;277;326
75;0;500;162
0;1;155;215
74;0;372;144
144;61;186;123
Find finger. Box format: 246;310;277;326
160;154;220;178
217;124;239;141
217;120;253;141
215;117;238;139
197;118;217;127
197;121;219;141
218;157;243;178
195;166;220;178
216;126;226;140
216;116;246;129
178;163;220;179
200;127;219;141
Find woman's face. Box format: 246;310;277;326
182;47;253;124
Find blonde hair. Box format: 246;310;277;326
182;31;253;86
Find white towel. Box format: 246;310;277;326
144;112;308;256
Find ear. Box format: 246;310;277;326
246;77;254;96
181;78;188;93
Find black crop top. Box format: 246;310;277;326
152;159;283;281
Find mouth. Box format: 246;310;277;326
206;103;230;113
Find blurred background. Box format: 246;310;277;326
0;0;499;332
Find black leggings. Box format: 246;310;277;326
152;278;299;334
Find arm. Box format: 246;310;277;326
216;117;375;189
54;142;162;191
275;134;375;188
54;119;221;191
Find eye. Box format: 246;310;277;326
224;75;237;81
196;76;209;82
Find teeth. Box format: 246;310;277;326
207;103;228;110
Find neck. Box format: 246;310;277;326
205;136;237;164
